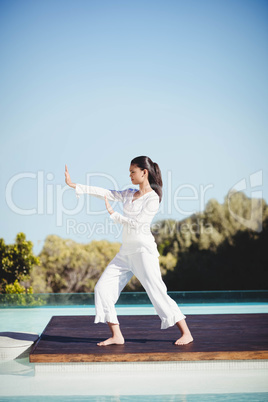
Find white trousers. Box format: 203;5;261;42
94;251;186;329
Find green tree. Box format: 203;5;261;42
0;233;40;293
30;235;123;293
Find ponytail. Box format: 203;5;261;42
131;156;163;202
152;162;163;201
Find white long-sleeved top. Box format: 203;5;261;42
75;184;160;257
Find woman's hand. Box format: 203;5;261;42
105;196;114;215
65;165;76;188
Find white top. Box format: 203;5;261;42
76;184;160;257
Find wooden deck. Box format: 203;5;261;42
30;314;268;363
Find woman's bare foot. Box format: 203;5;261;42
175;333;193;345
175;319;194;346
97;322;125;346
97;334;125;346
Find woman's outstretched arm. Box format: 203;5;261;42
65;164;127;202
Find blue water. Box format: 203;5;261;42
0;394;268;401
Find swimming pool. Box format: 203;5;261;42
0;295;268;401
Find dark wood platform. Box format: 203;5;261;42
30;314;268;363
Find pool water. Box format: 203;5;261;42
0;302;267;401
0;394;268;401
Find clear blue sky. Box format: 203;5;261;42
0;0;267;255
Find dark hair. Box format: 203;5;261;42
131;156;163;202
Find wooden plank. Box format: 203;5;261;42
30;351;268;363
30;314;268;363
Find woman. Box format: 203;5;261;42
65;156;193;346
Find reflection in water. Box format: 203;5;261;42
0;357;34;376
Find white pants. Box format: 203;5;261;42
94;251;186;329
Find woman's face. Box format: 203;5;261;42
129;164;146;185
